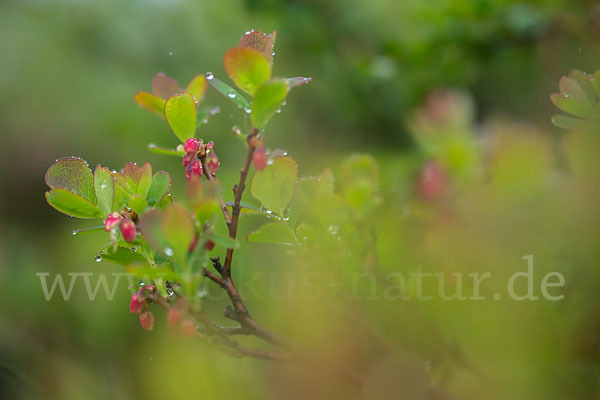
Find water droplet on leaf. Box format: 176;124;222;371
205;72;214;80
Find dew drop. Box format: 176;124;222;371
165;247;174;257
166;287;175;296
205;72;214;80
276;108;281;113
72;230;77;236
210;106;220;115
94;254;102;263
245;108;251;114
228;93;236;99
168;51;173;56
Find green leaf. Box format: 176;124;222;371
138;209;169;253
162;204;195;263
247;222;297;245
45;157;96;203
112;172;132;210
147;143;184;157
155;194;172;209
551;115;584;130
550;93;594;118
207;77;251;111
185;75;208;103
134;91;165;118
100;246;149;267
94;166;114;216
224;47;271;96
559;76;593;108
251;156;298;217
238;30;276;65
72;225;104;235
570;70;597;107
125;266;181;282
45;189;104;219
165;93;197;143
295;223;321;244
147;171;171;206
594;70;600;98
209;233;240;250
251;80;288;129
137;162;152;198
129;194;148;215
196;105;221;128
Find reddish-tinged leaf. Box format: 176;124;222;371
185;75;208;103
45;157;96;204
224;47;271;95
134;91;165;118
152;72;181;100
137;162;153;197
238;30;276;65
124;163;141;193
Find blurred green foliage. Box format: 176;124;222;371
2;0;600;399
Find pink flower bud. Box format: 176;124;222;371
185;160;202;182
120;218;136;243
206;141;214;150
204;239;215;251
182;318;196;337
167;306;183;332
207;151;219;175
104;212;122;231
253;145;268;171
191;160;202;175
130;292;146;314
139;309;155;331
182;153;193;167
184;138;199;154
416;160;446;201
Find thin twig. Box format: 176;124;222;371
147;291;295;362
222;128;258;277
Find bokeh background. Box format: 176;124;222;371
1;0;600;398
